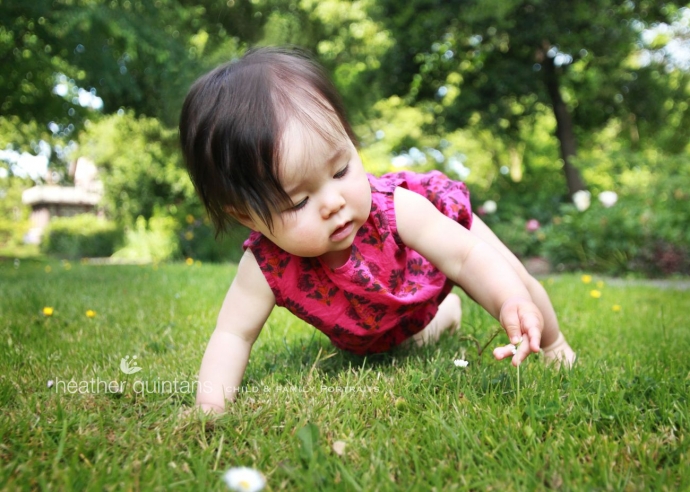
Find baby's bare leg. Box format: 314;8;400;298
469;216;576;367
410;292;461;347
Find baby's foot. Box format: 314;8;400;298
410;293;461;347
541;332;576;369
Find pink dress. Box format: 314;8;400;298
243;171;473;355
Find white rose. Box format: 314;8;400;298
598;191;618;208
482;200;497;214
572;190;591;212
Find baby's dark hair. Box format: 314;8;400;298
179;46;357;234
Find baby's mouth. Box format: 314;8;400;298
330;221;354;241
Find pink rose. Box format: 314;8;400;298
526;219;540;232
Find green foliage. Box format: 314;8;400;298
543;196;690;276
373;0;690;194
178;215;249;264
490;217;545;259
0;218;29;251
376;0;687;138
78;112;249;262
0;0;258;129
2;0;689;273
112;215;179;263
542;199;647;275
0;175;32;248
541;173;690;276
79;112;194;226
41;214;123;259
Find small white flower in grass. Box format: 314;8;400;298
573;190;591;211
454;359;468;367
47;380;54;388
223;467;266;492
509;336;523;355
332;440;347;456
598;191;618;208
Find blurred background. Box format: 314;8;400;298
1;0;689;276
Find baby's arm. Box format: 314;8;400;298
395;187;542;365
195;248;275;413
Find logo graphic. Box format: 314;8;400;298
120;355;142;374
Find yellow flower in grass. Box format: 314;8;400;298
185;257;194;266
184;231;194;240
612;305;621;312
186;214;195;224
581;274;592;284
43;307;54;316
45;265;52;273
590;290;602;299
86;310;97;318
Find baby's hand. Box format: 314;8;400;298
494;297;543;366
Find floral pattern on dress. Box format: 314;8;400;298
243;170;472;355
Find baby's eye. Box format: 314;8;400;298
288;197;308;212
333;164;349;179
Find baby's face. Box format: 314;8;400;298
247;120;371;268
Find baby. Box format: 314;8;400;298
179;47;576;413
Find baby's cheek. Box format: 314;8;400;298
290;227;326;254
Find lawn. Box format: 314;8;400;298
1;259;688;491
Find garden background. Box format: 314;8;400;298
2;0;689;274
1;1;690;490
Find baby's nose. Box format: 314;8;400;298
320;192;346;218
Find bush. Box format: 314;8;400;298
474;147;690;277
541;189;690;276
489;216;546;259
112;215;179;262
178;215;249;263
0;218;29;249
540;199;644;274
42;215;123;259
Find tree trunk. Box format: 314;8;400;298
542;55;586;197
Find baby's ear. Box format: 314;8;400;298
225;206;258;231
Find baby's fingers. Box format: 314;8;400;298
520;311;542;353
511;336;532;366
500;306;523;345
493;343;519;361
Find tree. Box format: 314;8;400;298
374;0;688;196
0;0;266;138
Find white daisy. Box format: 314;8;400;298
453;359;469;368
223;467;266;492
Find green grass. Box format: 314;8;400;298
1;259;689;491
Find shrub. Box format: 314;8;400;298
42;215;123;259
540;198;645;274
489;216;546;259
178;215;248;263
0;218;29;249
112;215;179;262
541;188;690;276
